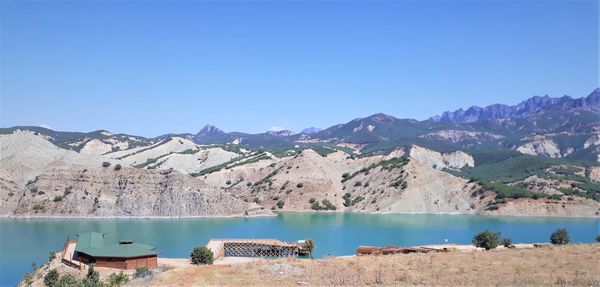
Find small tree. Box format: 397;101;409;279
190;246;214;265
48;251;56;262
82;265;101;287
550;228;569;245
134;267;151;278
303;239;315;258
114;164;122;171
102;161;111;168
107;271;129;287
309;198;316;204
472;230;501;250
500;237;514;248
277;200;285;209
296;182;304;188
44;269;59;287
55;274;77;287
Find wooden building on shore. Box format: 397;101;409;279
71;232;158;270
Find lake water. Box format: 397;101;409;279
1;213;599;286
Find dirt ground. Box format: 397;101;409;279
129;244;600;287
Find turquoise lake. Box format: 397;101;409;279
1;213;599;286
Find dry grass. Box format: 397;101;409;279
135;244;600;287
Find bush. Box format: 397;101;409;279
44;269;59;287
107;271;129;286
134;266;151;278
55;274;77;287
303;239;315;257
226;180;232;185
82;265;101;287
311;202;321;210
342;173;350;179
550;228;570;245
190;246;214;265
48;251;56;262
114;164;122;171
596;234;600;243
309;198;316;204
102;162;111;167
53;196;63;202
472;230;501;250
500;237;514;248
296;182;304;188
277;200;285;209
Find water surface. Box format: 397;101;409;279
1;213;598;286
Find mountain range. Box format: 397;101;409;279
1;89;599;218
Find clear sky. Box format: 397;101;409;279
1;1;598;137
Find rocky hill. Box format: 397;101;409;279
2;89;600;218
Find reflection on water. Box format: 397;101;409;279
1;213;598;286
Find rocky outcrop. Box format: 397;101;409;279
409;145;475;170
516;138;561;158
584;134;600;149
420;130;503;143
6;164;266;217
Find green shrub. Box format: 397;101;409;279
596;234;600;243
134;266;151;278
321;199;336;210
107;271;129;286
500;237;514;248
226;180;232;185
277;200;285;209
53;196;63;202
33;204;44;211
102;161;111;167
311;202;321;210
342;173;350;179
472;230;501;250
309;198;316;204
303;239;315;257
55;274;77;287
82;265;101;287
114;164;122;171
190;246;214;265
48;251;56;262
296;182;304;188
550;228;569;245
44;269;59;287
8;192;14;197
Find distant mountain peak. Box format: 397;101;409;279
431;88;600;123
197;125;225;136
300;127;322;134
267;130;295;137
367;113;397;123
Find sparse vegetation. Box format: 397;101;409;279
134;267;151;278
500;237;514;248
550;228;570;245
44;268;59;287
107;271;129;286
191;246;214;265
472;230;501;250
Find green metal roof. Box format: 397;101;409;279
75;232;157;258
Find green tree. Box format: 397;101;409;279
550;228;570;245
107;271;128;287
80;265;102;287
190;246;214;265
133;267;151;278
113;164;122;171
44;269;59;287
472;230;501;250
277;200;285;209
55;274;78;287
303;239;315;258
500;237;514;248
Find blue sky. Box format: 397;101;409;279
1;1;598;137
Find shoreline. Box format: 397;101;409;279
1;210;599;220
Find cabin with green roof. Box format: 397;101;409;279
73;232;158;270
